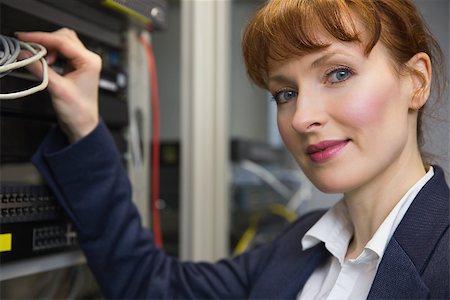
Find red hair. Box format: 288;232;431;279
242;0;445;146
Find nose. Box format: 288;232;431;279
291;92;327;133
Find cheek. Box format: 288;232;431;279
276;111;305;158
339;88;392;127
277;114;291;145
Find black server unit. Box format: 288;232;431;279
0;0;129;263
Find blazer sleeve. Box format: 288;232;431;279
31;121;275;299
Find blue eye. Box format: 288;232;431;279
272;89;298;104
328;67;353;83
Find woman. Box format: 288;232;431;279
18;0;448;298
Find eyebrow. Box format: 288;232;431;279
268;51;353;86
310;52;341;69
267;74;297;87
267;53;338;85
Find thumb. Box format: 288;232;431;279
17;50;41;79
18;50;62;92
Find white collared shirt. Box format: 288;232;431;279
297;167;434;300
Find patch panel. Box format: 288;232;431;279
0;186;78;263
32;224;77;251
0;186;62;224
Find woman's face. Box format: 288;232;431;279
268;36;419;194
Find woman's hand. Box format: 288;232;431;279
17;28;102;143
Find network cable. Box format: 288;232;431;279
0;34;48;100
140;33;163;248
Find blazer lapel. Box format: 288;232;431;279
250;242;329;299
367;237;429;299
368;166;449;299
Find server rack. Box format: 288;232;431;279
0;0;165;281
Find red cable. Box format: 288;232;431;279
139;35;163;248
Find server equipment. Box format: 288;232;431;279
0;0;166;272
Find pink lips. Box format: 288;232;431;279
306;140;350;162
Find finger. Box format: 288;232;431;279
17;28;81;44
17;50;33;61
17;50;40;78
53;28;83;45
18;50;62;89
16;31;88;62
19;47;58;67
45;50;59;65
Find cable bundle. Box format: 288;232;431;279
0;34;48;99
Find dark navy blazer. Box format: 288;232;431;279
32;121;449;299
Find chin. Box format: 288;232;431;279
305;171;356;194
298;154;367;194
314;182;346;194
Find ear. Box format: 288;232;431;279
407;52;432;110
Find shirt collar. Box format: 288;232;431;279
301;167;435;264
365;166;434;260
301;200;352;263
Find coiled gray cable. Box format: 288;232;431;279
0;34;48;99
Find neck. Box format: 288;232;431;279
343;150;426;260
